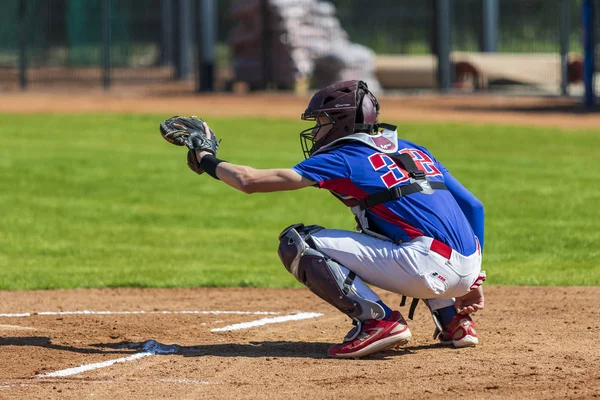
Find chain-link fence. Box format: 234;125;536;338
0;0;176;88
0;0;596;99
450;0;588;94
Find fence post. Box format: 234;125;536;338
197;0;216;92
559;0;571;96
176;0;193;79
582;0;596;107
160;0;173;66
18;0;28;90
482;0;499;52
102;0;112;90
260;0;271;90
436;0;452;92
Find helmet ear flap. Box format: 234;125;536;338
356;93;365;123
356;82;379;125
355;82;368;123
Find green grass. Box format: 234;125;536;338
0;114;598;290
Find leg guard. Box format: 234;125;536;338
277;223;386;323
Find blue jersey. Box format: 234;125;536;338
293;140;480;256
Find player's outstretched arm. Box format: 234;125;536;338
158;116;317;193
195;150;316;193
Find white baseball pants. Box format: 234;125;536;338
310;229;482;311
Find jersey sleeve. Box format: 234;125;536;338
410;141;485;249
292;151;350;185
442;170;485;250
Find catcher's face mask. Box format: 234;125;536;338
300;112;335;159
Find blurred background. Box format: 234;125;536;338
0;0;597;104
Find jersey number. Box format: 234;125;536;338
368;149;442;189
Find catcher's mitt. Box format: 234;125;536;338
159;116;220;155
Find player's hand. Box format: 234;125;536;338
454;286;484;315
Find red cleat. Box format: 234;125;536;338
328;311;411;358
439;314;479;348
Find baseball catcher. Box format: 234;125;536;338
159;81;486;358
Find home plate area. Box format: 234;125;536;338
0;304;327;381
33;311;323;378
1;287;599;400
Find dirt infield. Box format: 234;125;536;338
0;87;599;129
1;90;599;399
1;287;599;399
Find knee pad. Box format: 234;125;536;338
277;223;385;322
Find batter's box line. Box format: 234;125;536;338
0;310;323;332
0;309;323;332
211;312;323;331
0;310;284;318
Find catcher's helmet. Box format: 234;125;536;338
300;80;380;158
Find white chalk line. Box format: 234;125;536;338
39;352;154;378
152;378;210;385
0;324;36;331
38;340;179;378
0;384;29;389
211;312;323;332
0;310;280;318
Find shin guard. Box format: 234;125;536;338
277;223;385;323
